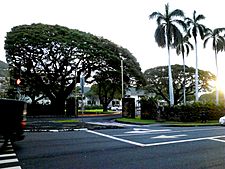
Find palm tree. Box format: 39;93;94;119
203;28;225;105
149;3;186;106
176;34;194;105
185;10;207;102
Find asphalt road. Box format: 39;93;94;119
12;125;225;169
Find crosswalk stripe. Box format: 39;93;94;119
0;153;16;158
0;158;18;165
0;139;22;169
0;166;22;169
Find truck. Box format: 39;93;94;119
0;99;27;147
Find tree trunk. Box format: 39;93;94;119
166;35;174;106
194;38;199;101
182;54;186;105
215;50;219;105
51;96;66;115
103;104;108;112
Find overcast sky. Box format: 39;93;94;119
1;0;225;76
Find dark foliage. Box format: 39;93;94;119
161;102;224;122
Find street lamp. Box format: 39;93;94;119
121;59;124;98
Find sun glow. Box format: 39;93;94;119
215;76;225;95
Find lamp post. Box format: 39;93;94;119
121;59;124;98
74;69;77;117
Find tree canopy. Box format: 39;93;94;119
144;64;216;105
4;23;144;114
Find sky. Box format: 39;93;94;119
1;0;225;80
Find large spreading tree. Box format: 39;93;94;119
4;23;144;114
144;65;216;105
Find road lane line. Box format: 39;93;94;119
86;130;145;147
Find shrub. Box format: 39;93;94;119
84;105;103;110
161;102;225;122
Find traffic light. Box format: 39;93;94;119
16;79;22;85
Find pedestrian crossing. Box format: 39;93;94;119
0;139;22;169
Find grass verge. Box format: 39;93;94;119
115;117;156;125
78;109;118;114
53;119;79;123
162;120;220;127
115;117;220;126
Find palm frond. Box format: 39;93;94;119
172;26;183;47
214;28;225;34
156;16;165;25
170;9;185;18
174;19;187;32
216;36;225;52
176;45;182;55
196;14;206;22
154;25;166;48
149;12;162;19
203;37;210;48
198;25;207;39
185;17;192;26
185;44;190;56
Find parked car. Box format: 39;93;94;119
117;106;122;112
219;116;225;125
111;105;119;111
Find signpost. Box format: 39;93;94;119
80;76;85;122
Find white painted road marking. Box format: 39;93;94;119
0;153;16;158
0;166;22;169
86;129;225;147
0;140;22;169
0;158;18;164
152;134;187;139
125;128;171;134
114;127;225;137
86;129;145;147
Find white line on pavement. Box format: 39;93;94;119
0;158;18;164
86;130;145;147
0;153;16;158
114;127;225;137
86;129;225;147
210;138;225;143
0;166;22;169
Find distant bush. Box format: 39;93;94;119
84;105;103;110
161;102;225;122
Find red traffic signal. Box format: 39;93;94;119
16;79;22;85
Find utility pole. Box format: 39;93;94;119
80;76;85;122
74;70;77;117
121;59;124;98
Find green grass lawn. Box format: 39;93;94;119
115;117;220;126
115;117;156;125
163;120;220;127
78;109;118;114
53;119;79;123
